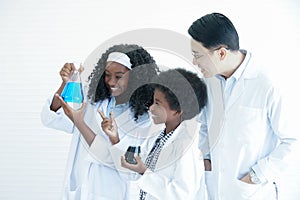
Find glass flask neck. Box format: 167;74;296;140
69;70;81;83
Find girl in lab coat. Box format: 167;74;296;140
69;68;208;199
40;44;159;200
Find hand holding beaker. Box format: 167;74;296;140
61;62;84;110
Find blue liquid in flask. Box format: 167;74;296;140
61;76;84;110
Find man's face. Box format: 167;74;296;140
191;39;220;78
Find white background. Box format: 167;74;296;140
0;0;299;199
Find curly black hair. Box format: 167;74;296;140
151;68;207;121
87;44;159;120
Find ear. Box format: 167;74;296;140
217;47;227;61
174;110;183;116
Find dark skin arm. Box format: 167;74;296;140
50;63;75;112
55;94;96;145
56;94;120;146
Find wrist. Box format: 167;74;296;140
204;159;211;171
73;116;84;125
109;135;119;144
139;167;147;175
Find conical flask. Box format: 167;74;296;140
61;68;84;110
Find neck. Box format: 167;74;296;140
165;120;181;134
222;51;245;79
114;95;127;105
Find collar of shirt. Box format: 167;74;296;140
215;50;251;105
216;49;250;82
98;96;130;118
109;97;130;118
156;128;175;145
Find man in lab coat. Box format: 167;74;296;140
188;12;297;199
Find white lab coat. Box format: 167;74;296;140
89;119;207;200
41;97;152;200
199;52;297;200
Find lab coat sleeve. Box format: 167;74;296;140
252;87;298;183
197;107;210;160
89;134;143;180
137;144;204;200
89;134;115;166
40;96;75;133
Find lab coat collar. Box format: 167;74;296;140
240;51;260;79
154;119;198;170
224;50;259;111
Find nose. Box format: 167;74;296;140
149;104;155;112
107;77;117;87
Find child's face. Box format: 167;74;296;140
150;89;178;124
104;61;130;97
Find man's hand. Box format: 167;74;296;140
240;173;255;184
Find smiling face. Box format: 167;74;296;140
191;38;221;78
149;89;179;125
104;61;130;97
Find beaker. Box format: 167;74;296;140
61;64;84;110
124;146;141;165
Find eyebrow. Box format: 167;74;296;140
105;70;127;75
154;98;162;103
192;51;202;56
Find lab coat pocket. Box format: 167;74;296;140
234;106;264;142
236;179;261;199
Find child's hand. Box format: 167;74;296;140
121;155;147;175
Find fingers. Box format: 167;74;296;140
69;63;77;71
60;63;75;82
79;101;86;112
98;110;106;120
99;111;112;130
121;155;146;174
120;156;127;167
120;156;133;169
134;154;142;163
101;119;112;127
55;93;67;106
78;63;84;73
109;111;114;119
61;63;73;74
109;111;116;124
55;93;72;117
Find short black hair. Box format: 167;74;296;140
151;68;207;120
87;44;159;120
188;13;240;51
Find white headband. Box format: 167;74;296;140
107;52;132;70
